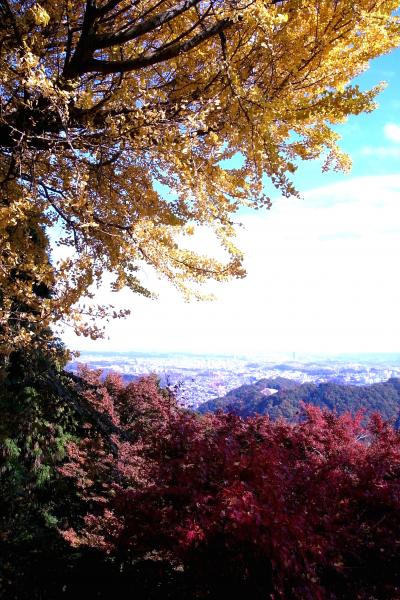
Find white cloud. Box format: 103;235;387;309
361;145;400;158
61;175;400;356
383;122;400;144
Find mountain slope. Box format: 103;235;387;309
198;377;400;423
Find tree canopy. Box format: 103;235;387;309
1;0;400;350
57;372;400;599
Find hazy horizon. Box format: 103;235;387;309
71;349;400;364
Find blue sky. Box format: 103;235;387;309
62;47;400;357
285;48;400;190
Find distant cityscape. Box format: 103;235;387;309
68;352;400;408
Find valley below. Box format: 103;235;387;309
68;351;400;411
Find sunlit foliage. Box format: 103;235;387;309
1;0;400;349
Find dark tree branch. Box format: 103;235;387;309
95;0;201;48
96;0;125;18
148;2;214;56
62;0;99;79
97;2;131;26
62;0;282;79
80;17;232;75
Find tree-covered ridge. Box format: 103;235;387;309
198;377;400;423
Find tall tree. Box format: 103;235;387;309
1;0;399;349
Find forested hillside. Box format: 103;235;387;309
199;377;400;423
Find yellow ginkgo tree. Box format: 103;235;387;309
1;0;399;353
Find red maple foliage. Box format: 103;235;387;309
60;371;400;599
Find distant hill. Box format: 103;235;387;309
198;377;400;424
